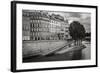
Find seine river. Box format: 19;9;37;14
82;41;91;59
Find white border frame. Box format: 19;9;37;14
16;3;96;70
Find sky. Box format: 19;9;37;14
48;11;91;32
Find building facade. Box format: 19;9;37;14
22;10;70;41
22;10;30;40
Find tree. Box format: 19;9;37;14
69;21;85;45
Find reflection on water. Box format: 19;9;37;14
82;41;91;59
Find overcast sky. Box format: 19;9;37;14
48;11;91;32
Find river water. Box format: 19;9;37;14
82;41;91;59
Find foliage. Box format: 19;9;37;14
69;21;86;40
